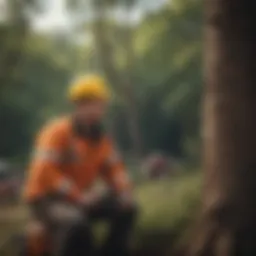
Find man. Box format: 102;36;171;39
22;75;137;256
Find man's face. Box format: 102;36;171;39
75;100;107;124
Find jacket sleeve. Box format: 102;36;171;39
100;139;132;194
25;124;81;202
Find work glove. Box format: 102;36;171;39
117;191;135;209
78;189;103;210
48;202;83;224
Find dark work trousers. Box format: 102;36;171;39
26;194;137;256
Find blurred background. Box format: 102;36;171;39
0;0;202;255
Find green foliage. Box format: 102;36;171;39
132;0;202;158
0;0;203;162
136;173;201;232
0;35;73;159
135;172;201;254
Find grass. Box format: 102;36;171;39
0;203;28;255
0;172;202;255
134;172;202;255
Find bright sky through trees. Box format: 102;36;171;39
31;0;168;32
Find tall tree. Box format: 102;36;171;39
66;0;144;158
0;0;28;91
186;0;256;255
91;0;144;158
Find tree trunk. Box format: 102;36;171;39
187;0;256;255
91;2;143;158
120;3;144;159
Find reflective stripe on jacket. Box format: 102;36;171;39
24;117;131;202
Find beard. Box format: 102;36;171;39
72;117;104;142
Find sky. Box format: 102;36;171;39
31;0;168;33
31;0;69;32
0;0;7;22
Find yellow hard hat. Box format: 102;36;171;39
68;74;110;102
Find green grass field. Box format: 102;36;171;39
134;173;201;255
0;172;202;255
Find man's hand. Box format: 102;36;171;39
118;191;135;209
78;190;103;209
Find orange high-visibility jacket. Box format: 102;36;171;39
24;117;131;202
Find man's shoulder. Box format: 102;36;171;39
38;116;71;139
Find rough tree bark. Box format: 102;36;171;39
187;0;256;256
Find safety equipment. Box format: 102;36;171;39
24;117;131;203
68;74;110;102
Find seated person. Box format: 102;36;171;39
22;75;137;256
